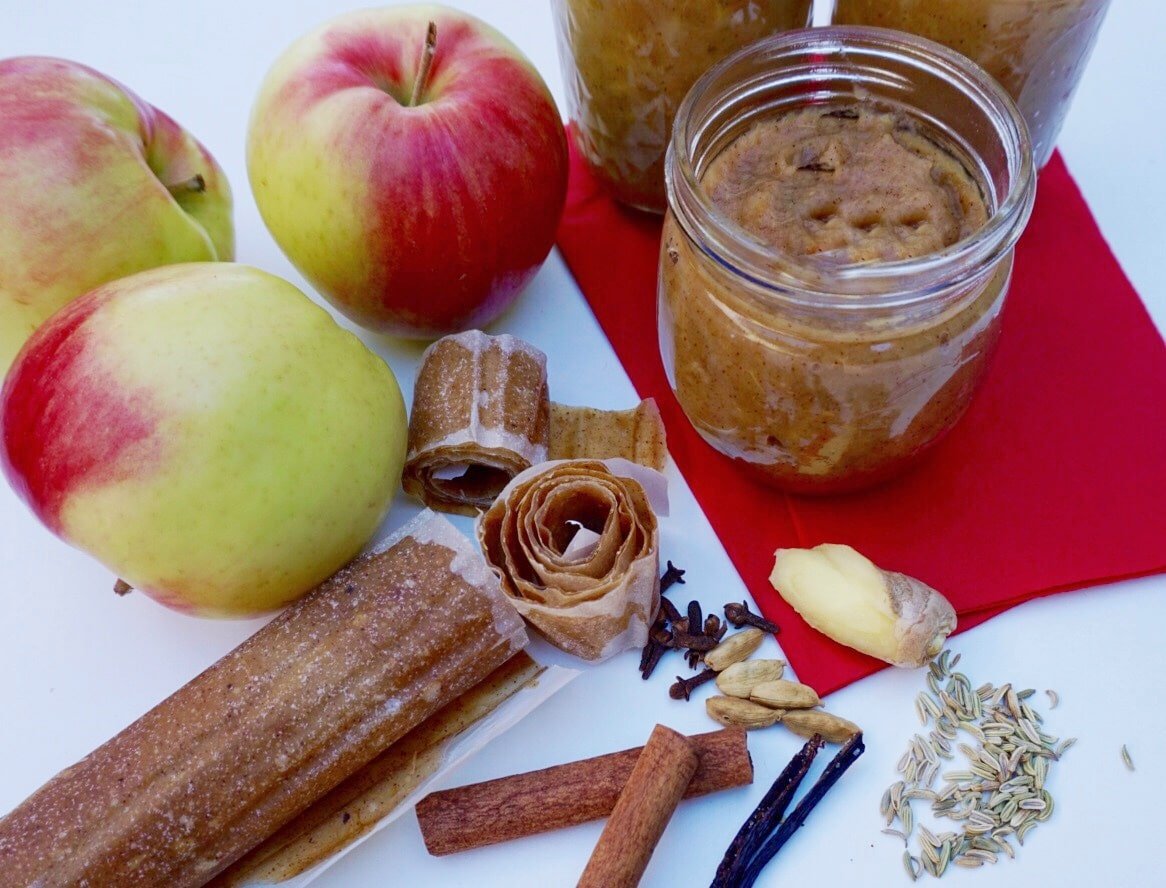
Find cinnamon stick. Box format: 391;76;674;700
416;728;752;856
577;725;698;888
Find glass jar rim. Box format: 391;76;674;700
665;25;1037;311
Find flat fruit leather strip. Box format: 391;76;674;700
0;511;527;888
549;399;667;470
402;330;550;516
212;652;544;886
478;459;660;660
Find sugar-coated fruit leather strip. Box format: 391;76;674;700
403;330;549;516
0;511;526;888
211;652;543;885
549;399;667;470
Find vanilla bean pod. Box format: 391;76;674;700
709;735;823;888
731;733;866;888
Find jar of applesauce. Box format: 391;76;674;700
831;0;1111;167
659;28;1036;493
551;0;813;213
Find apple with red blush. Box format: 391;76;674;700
247;4;568;338
0;56;233;373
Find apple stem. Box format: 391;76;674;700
113;578;134;596
166;173;206;197
408;21;438;107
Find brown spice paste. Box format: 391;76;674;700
831;0;1110;165
556;0;813;212
661;105;1007;492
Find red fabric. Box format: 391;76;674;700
556;138;1166;694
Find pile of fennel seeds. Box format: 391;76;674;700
881;650;1076;879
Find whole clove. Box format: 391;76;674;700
724;601;780;635
671;632;718;653
669;669;718;701
704;614;727;643
640;642;668;680
659;597;683;624
687;600;704;636
660;561;686;594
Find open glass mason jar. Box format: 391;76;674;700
659;27;1036;494
551;0;814;214
831;0;1111;167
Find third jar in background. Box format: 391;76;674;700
552;0;813;213
830;0;1112;167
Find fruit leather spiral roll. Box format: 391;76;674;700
403;330;550;516
477;459;666;661
0;511;527;888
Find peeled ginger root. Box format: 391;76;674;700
769;544;956;668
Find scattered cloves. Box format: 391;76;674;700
669;669;717;701
671;631;718;653
686;600;703;635
660;561;686;594
658;596;683;624
640;642;667;680
724;601;780;635
704;614;727;643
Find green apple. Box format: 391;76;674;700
0;56;233;373
0;263;406;617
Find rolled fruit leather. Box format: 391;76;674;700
403;330;670;516
0;510;527;888
477;459;666;661
403;330;550;516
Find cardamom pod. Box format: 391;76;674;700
715;659;786;698
780;709;861;744
749;679;820;710
706;695;785;729
704;628;765;672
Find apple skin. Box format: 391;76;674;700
0;56;234;374
247;4;568;338
0;263;407;617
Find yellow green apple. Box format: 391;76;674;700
0;56;233;373
0;263;406;616
247;4;568;338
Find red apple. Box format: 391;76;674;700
247;5;569;338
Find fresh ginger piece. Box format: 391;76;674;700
769;544;956;668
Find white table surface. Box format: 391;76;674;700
2;2;1163;886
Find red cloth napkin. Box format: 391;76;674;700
556;138;1166;695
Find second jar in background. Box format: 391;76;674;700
552;0;813;214
831;0;1111;167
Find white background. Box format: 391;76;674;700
1;2;1163;886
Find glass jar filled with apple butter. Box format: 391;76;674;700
551;0;813;213
831;0;1111;167
659;28;1035;493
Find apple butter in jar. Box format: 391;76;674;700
659;28;1036;493
551;0;813;213
831;0;1111;167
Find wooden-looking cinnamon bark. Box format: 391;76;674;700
577;724;698;888
416;728;751;856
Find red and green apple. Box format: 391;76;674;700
0;264;407;617
247;4;568;338
0;56;233;373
